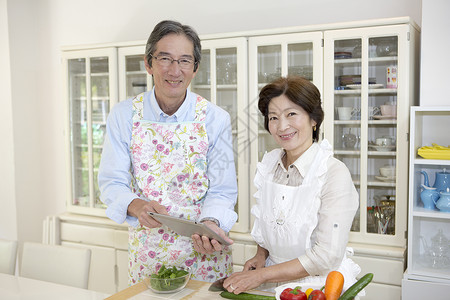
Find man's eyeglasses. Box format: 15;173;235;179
150;54;196;69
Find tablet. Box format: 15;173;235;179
148;212;230;246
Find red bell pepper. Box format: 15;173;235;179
280;286;307;300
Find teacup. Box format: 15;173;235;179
380;105;397;117
376;137;392;146
379;165;396;177
337;107;356;120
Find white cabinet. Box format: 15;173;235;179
402;107;450;297
190;37;250;232
323;23;420;247
62;48;118;216
48;213;129;294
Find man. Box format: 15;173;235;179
98;20;238;284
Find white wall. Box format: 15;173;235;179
0;0;17;241
420;0;450;106
1;0;422;245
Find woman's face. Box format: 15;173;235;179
268;94;316;158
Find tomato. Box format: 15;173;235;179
307;289;326;300
280;286;307;300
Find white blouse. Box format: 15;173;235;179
268;143;359;276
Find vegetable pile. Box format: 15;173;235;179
149;264;190;292
276;271;373;300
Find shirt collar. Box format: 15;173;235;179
149;88;193;122
277;143;319;177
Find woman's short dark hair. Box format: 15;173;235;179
144;20;201;72
258;76;324;142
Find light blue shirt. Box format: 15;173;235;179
98;88;238;232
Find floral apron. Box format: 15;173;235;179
128;93;233;285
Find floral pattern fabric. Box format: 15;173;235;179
128;93;232;285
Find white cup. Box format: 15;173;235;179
338;107;355;120
380;105;397;117
376;137;392;146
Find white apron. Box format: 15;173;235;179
128;93;233;285
252;140;360;290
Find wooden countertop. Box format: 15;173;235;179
106;279;275;300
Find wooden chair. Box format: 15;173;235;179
20;242;91;289
0;238;18;275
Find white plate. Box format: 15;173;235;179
369;145;396;151
375;175;396;182
346;83;384;89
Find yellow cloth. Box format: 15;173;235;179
418;143;450;160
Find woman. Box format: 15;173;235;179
224;76;360;294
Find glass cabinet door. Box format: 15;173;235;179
64;48;118;215
191;37;249;232
249;32;323;162
118;46;151;101
248;32;323;215
324;26;410;247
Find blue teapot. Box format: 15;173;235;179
435;188;450;212
421;169;450;193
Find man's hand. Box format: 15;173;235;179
127;198;168;228
191;221;233;254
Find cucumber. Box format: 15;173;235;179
219;291;276;299
338;273;373;300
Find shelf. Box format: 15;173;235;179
412;208;450;219
413;158;450;166
334;56;398;64
191;84;238;90
334;88;397;95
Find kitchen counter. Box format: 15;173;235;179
106;279;275;299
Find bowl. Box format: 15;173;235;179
379;165;396;177
143;265;191;294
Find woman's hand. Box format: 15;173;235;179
243;253;267;271
223;269;266;294
191;221;233;254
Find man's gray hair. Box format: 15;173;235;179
145;20;201;72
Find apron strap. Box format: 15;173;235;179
194;96;208;122
132;93;146;122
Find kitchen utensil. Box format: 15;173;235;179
208;277;227;292
421;168;450;193
144;265;191;294
379;165;395;177
380;105;397;117
343;128;357;148
436;188;450;212
420;184;439;210
421;229;450;269
338;107;356;120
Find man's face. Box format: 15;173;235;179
145;33;197;106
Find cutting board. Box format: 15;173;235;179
106;279;275;300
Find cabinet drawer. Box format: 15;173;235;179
60;223;115;247
352;255;404;286
364;282;401;300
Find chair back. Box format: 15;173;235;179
0;239;18;275
21;242;91;289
